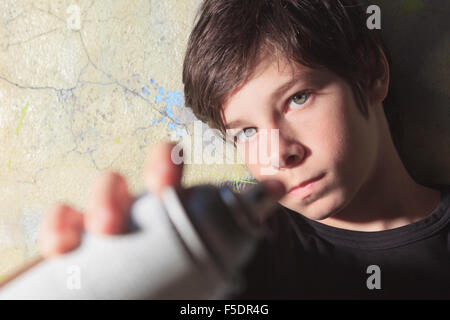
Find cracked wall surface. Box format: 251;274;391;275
0;0;250;277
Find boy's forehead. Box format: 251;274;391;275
252;55;314;81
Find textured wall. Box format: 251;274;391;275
0;0;249;278
0;0;449;279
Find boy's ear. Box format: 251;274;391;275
368;49;390;106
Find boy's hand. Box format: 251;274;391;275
38;142;182;258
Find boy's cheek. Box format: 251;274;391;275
246;163;264;180
236;143;261;169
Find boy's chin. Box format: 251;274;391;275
280;201;332;221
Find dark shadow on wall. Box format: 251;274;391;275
368;0;450;187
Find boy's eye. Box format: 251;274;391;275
236;127;257;142
287;91;309;110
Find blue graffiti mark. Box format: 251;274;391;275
154;85;183;111
164;90;183;126
139;78;187;138
155;86;165;104
165;105;174;118
168;122;183;135
165;90;184;108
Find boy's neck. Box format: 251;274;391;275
320;108;441;232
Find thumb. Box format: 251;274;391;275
144;142;183;195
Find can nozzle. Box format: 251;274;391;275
240;180;286;224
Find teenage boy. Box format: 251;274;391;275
39;0;449;299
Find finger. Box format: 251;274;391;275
144;142;183;195
85;171;134;235
39;204;84;259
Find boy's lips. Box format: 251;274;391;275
288;173;325;198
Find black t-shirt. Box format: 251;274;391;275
233;185;450;299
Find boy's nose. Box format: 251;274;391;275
269;135;305;170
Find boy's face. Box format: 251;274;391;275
223;56;381;220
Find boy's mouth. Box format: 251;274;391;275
288;173;325;199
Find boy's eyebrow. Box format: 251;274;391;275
270;70;315;104
225;119;246;130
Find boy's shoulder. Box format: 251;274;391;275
237;184;450;299
264;183;450;250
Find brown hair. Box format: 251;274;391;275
182;0;389;133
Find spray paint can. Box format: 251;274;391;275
0;181;284;299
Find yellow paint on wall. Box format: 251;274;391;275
15;102;29;136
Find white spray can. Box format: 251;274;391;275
0;182;284;299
